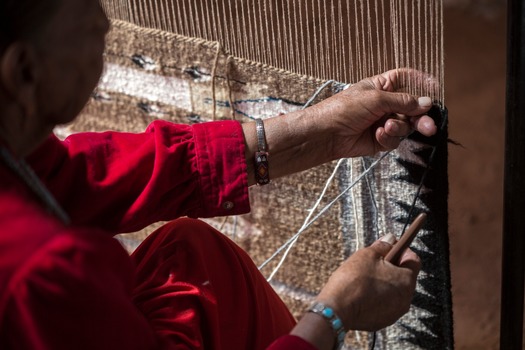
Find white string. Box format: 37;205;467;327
259;150;393;271
302;80;336;108
266;158;345;281
262;79;338;278
350;160;364;250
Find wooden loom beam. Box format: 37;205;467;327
500;0;525;348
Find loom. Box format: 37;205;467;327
65;1;453;349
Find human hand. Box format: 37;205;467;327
242;69;439;185
316;234;421;331
309;68;438;159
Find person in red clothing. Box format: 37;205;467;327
0;1;438;349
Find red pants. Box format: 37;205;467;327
130;218;296;349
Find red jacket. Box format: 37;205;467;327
0;120;315;349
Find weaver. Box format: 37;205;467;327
63;1;452;349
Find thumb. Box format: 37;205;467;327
382;92;433;117
370;233;397;257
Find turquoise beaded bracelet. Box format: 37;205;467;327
307;301;346;349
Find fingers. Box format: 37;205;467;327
377;68;439;93
410;115;438;137
371;234;421;274
369;233;397;256
383;92;433;117
399;249;421;275
377;115;438;150
375;126;401;150
357;69;439;135
384;118;413;137
373;92;437;150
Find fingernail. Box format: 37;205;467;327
423;119;434;131
380;233;396;245
418;97;432;107
386;120;398;133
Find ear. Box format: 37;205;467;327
0;42;40;117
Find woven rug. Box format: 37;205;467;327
63;21;453;349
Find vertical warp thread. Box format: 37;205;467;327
211;42;223;121
100;0;446;98
226;54;236;120
210;43;235;122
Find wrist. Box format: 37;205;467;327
315;293;353;328
271;108;337;167
308;301;346;349
290;312;336;350
241;110;335;185
291;301;347;350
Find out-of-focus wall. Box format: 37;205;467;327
444;1;508;349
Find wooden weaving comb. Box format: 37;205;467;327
385;213;427;265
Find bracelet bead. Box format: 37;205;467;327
307;301;346;350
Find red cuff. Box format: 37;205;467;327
192;120;250;217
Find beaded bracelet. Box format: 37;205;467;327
307;302;346;350
254;118;270;185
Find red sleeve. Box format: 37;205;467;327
27;120;250;233
0;230;167;350
267;335;318;350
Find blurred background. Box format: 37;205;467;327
444;0;508;348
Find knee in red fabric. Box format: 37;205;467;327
129;218;296;350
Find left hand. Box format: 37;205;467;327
316;235;421;332
290;234;421;350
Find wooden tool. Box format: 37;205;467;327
385;213;427;265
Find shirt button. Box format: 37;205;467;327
222;201;234;210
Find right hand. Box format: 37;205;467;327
307;68;438;159
317;234;421;331
242;69;438;186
